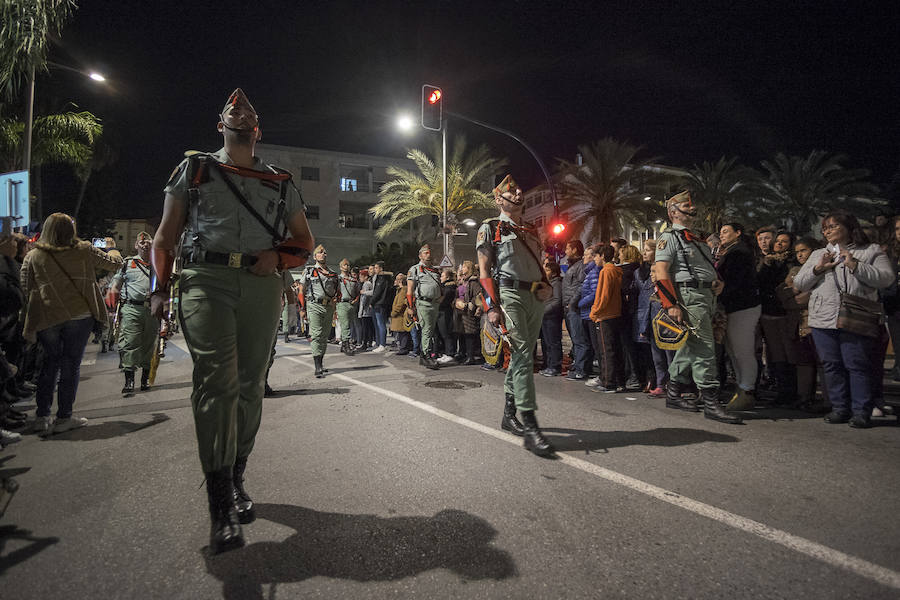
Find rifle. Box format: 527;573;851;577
149;275;178;386
111;299;123;343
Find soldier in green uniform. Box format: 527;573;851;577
106;232;159;396
280;269;298;343
654;191;742;425
298;245;339;378
336;258;359;355
406;244;443;370
477;175;555;457
149;88;314;554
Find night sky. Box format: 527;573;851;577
31;0;900;220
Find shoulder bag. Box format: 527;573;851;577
831;258;882;338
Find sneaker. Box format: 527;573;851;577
590;385;616;394
32;416;52;436
481;362;498;371
824;411;851;424
0;428;22;446
372;345;386;354
871;407;884;418
646;387;665;398
726;388;756;411
51;417;88;434
436;355;456;365
409;352;419;359
584;376;602;388
539;368;560;377
565;371;586;381
395;350;409;356
849;415;872;429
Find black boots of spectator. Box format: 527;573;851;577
520;410;555;457
341;341;355;356
140;369;150;391
701;387;743;424
500;393;525;436
665;379;698;411
232;456;255;524
314;355;325;378
122;370;135;396
419;354;439;370
205;467;244;554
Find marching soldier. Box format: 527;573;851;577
298;245;339;378
280;269;298;343
477;175;555;457
406;244;442;370
150;88;314;554
654;191;742;424
106;232;160;396
336;258;359;355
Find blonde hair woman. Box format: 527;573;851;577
21;213;123;435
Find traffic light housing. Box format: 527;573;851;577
422;84;442;131
545;219;568;260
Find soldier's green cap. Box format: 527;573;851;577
221;88;257;118
666;190;692;208
493;174;518;198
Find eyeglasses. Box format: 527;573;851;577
821;224;841;232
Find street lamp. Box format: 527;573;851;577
462;218;477;227
396;114;414;132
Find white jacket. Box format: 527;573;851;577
793;243;893;330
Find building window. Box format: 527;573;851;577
340;178;358;192
300;167;319;181
306;205;319;219
338;201;370;229
533;215;545;228
339;164;370;192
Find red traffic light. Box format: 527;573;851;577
551;223;566;236
428;89;441;104
422;84;443;131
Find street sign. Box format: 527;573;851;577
439;254;453;267
0;170;30;228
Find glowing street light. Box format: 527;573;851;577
396;114;414;132
89;72;106;82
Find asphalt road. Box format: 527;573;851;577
2;335;899;599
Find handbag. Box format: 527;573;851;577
832;262;882;338
45;250;106;328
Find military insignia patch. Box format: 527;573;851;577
477;230;486;244
166;164;184;187
657;238;667;250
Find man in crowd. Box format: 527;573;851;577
150;88;314;553
407;244;443;370
588;244;624;393
477;174;555;457
106;232;160;397
336;258;359;355
370;261;391;353
562;240;591;380
756;225;776;260
654;191;742;424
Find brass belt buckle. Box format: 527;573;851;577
530;281;540;294
228;252;243;268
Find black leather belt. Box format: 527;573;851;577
186;251;257;268
338;299;353;303
309;297;334;305
126;299;149;307
678;280;714;289
499;278;540;292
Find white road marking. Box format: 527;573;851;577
80;357;96;366
283;353;900;591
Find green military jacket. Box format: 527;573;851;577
475;212;544;282
407;261;443;301
655;224;717;283
338;273;360;302
163;148;305;256
300;264;339;302
113;256;154;302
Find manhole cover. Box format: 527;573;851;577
424;380;483;390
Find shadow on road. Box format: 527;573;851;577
324;364;386;374
542;426;739;453
265;388;351;398
42;413;170;441
0;525;60;575
204;504;517;598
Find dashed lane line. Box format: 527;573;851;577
282;353;900;591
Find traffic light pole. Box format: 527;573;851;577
442;120;449;260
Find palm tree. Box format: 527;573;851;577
555;138;661;244
371;136;507;263
760;151;882;235
0;110;102;219
683;157;764;233
0;0;77;100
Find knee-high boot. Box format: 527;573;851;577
205;467;244;554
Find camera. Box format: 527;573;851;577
92;238;108;249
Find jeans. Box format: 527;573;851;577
540;310;563;371
810;327;876;416
410;325;421;354
36;316;94;418
596;318;624;388
650;340;675;389
724;305;761;391
372;306;388;347
566;311;592;375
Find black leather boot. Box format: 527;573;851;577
205;467;244;554
346;341;356;356
314;355;325;378
122;370;135;396
264;382;275;397
701;387;743;424
101;339;108;353
419;354;439;370
232;456;255;524
140;369;150;391
665;379;698;411
520;410;555;457
284;332;290;343
500;393;525;436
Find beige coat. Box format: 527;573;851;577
21;241;124;341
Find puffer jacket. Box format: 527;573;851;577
21;241;123;341
562;258;586;312
793;244;894;330
577;261;599;320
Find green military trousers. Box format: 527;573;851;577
668;287;718;389
282;301;298;334
415;298;439;355
179;265;281;473
500;288;545;411
118;303;160;371
335;301;355;342
307;300;335;357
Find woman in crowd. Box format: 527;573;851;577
786;236;826;412
539;260;563;376
21;213;123;436
454;260;483;365
436;268;459;364
716;222;762;411
633;239;661;394
357;269;374;351
757;230;798;406
794;210;894;428
884;216;900;381
617;244;643;390
574;246;599;382
390;273;413;355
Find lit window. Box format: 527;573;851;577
340;178;357;192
